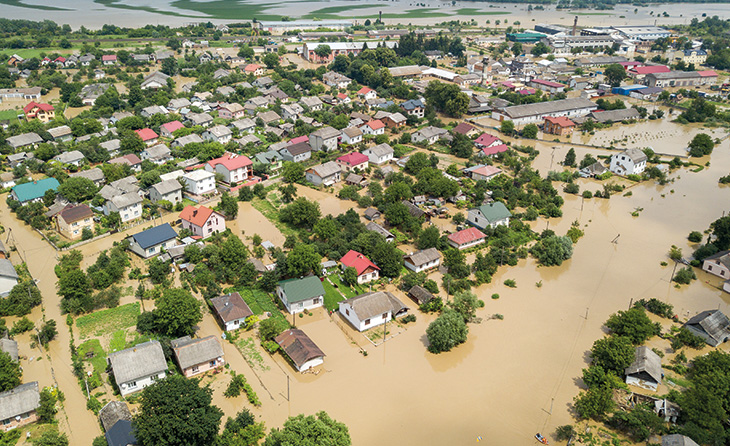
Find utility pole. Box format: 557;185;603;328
287;374;290;402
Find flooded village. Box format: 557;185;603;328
2;8;730;446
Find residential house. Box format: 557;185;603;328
277;276;326;314
23;102;54;122
322;71;352;88
109;154;142;172
167;98;191;111
300;96;323;111
48;125;73;142
253;76;274;88
382;112;407;129
108;341;167;396
140;71;170;90
171;336;225;377
218;103;246;120
230;118;256;134
55;204;94;240
213;68;231;80
102;55;117;65
403;248;441;273
160;120;184;138
580;161;608;178
358;86;377;100
0;259;19;298
341;127;363;145
202;125;233;144
338;291;408;332
361;119;385;136
0;382;40;432
140;144;172;165
281;103;304;121
684;310;730;347
127;223;178;258
661;436;699;446
275;329;325;372
625;346;663;391
702;250;730;279
182;170;217;195
468;202;512;229
310;126;340;152
140;105;168;118
10;178;59;205
408;285;435;306
105;193;143;223
257;110;281;125
210;292;254;331
474;133;502;149
366;222;394;242
244;63;265;76
279;142;312;162
100;139;121;157
465;164;502;182
448;227;487;250
179;205;226;238
148;179;183;205
543;116;575;135
452;122;478;137
336;152;368;172
69;168;105;188
172;133;204;148
363;143;394;165
6;133;42;151
99;176;140;201
6;152;35;168
254;150;283;174
306;161;341;186
527;78;566;94
412;126;449;145
0;338;18;362
610;148;647;176
340;250;380;284
401;99;425;118
491;97;597;126
135;128;159;146
53;150;85;166
205;153;253;185
187;112;214;128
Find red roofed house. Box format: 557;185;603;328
23;102;55;123
452;122;478;137
288;135;309;145
469;165;502;182
527;79;565;94
358;87;377;100
135;128;159;146
160;120;184;138
336;152;369;172
102;54;117;65
474;133;502;149
618;61;643;71
204;152;253;185
481;143;509;157
362;119;385;136
54;56;66;66
698;70;719;85
447;227;487;250
340;249;380;284
543;116;575;136
628;65;670;80
336;93;351;104
244;64;265;77
179;205;226;237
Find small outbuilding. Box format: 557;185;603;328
684;309;730;347
625;346;663;391
275;329;325;372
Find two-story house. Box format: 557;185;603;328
127;223;178;258
362;143;394;165
171;336;225;377
202;125;233;144
467;202;512;230
182;170;217;195
309;126;340;152
305;161;341;186
148;179;183;205
277;276;326;314
179;205;226;238
55;204;94;240
205;153;253;185
105;193;143;223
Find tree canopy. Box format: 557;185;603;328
426;309;469;353
264;411;351;446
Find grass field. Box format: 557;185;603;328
170;0;282;20
322;279;344;310
0;110;21;121
0;0;69;10
77;339;107;374
361;8;451;19
75;302;141;339
302;4;376;19
455;8;512;16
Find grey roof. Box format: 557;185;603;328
649;70;702;80
171;335;224;369
0;338;18;361
108;340;167;384
48;125;72;139
70;167;105;183
311;126;340;140
238;134;262;146
501;98;596;119
345;173;364;184
254;150;282;165
0;259;19;280
98;401;132;432
366;221;394;240
100;176;140;200
300;96;323;108
100;139;121;152
174;133;204;146
284;142;312;157
662;435;700;446
403;248;441;266
685;310;730;346
619;148;648;164
7;152;34;164
364;207;380;219
402;200;426;218
141;71;170;86
341;291;407;321
414;126;448;140
187;112;213;125
309;161;341;178
343;127;362;138
275;329;325;369
408;285;435;305
206;125;232;138
0;382;40;421
150;179;183;195
230;118;255;130
590;108;640;123
110;192;142;209
366;143;394;157
703;250;730;269
168;98;191;109
625;346;663;383
7;132;42;149
54;150;85;164
258;111;281;123
130;223;177;250
144;144;171;160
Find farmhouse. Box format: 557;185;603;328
179;205;225;238
338;291;408;332
210;292;254;331
275;329;325;372
108;341;167;396
0;382;40;432
448;227;487;250
340;250;380;284
55;204;94;240
468;202;512;229
277;276;326;314
127;223;178;258
403;248;441;273
171;335;225;377
702;250;730;279
625;346;663;391
684;310;730;347
610;148;647;176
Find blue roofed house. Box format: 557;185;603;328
276;276;325;314
467;202;512;230
127;223;178;258
10;178;59;205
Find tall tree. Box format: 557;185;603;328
153;288;202;337
0;351;21;392
265;411;350;446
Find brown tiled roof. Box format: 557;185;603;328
210;292;253;323
58;204;93;224
275;329;325;369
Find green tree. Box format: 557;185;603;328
264;411;350;446
263;52;279;68
564;148;576;167
219;192;238;219
57;269;92;314
590;336;635;375
521;123;538;139
404;152;431;175
531;235;574;266
426;309;469;353
2;281;42;316
424;81;469;118
0;351;21;392
32;429;69;446
605;308;658;344
286;244;321;277
38;387;58;423
153;288;202;337
342;267;358;286
573;385;614;420
688;133;715;157
314;45;332;59
148;257;171;285
448;291;485;322
281;162;304;183
500;120;514;136
134;375;223;446
712;215;730;250
280;198;321;228
604;63;627;87
511;42;523;56
417;225;440;250
219;409;265;446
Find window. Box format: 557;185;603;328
148;248;154;254
382;313;388;319
210;360;218;367
128;381;137;388
345;309;349;316
192;365;199;373
364;318;370;325
709;265;713;271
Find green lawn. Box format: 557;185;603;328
361;9;451;19
455;8;511;15
236;288;289;324
303;4;376;19
322;279;344;311
170;0;283;20
75;302;141;339
0;0;69;10
0;109;21;121
77;339;107;374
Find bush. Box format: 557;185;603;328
688;231;703;243
491;293;500;299
426;310;468;354
673;266;696;285
419;297;443;313
633;298;674;319
670;327;706;350
401;314;416;324
555;425;576;441
10;317;33;335
504;279;516;288
582;190;593;199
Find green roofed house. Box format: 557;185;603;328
10;177;59;205
467;202;512;230
506;32;546;43
276;275;325;314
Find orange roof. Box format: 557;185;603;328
358;87;374;95
244;64;262;72
207;152;253;171
179;205;218;227
23;102;54;114
135;128;158;141
544;116;575;127
447;227;486;246
366;120;385;130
